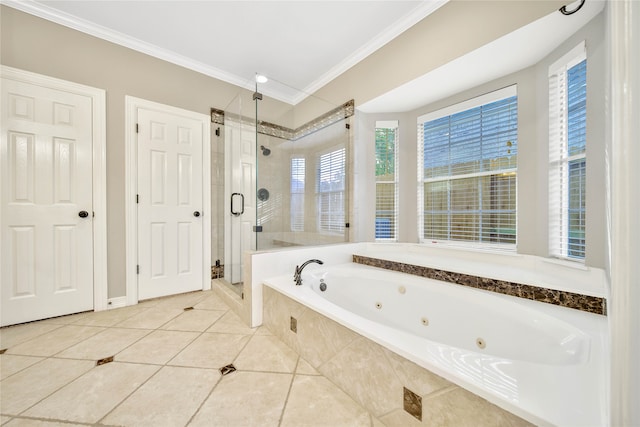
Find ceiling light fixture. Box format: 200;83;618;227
255;74;268;83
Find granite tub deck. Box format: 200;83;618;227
262;285;533;427
353;255;606;315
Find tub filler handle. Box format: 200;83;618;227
293;259;324;286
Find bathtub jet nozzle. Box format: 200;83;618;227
293;259;324;286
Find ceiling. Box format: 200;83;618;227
4;0;446;105
4;0;604;112
359;0;604;113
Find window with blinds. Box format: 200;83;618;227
290;157;305;232
375;121;398;240
549;42;587;261
417;86;518;249
316;147;346;234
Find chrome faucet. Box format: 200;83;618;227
293;259;324;286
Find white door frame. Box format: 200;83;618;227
124;96;211;305
0;65;108;313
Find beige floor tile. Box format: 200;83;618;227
102;366;220;427
55;327;150;360
169;332;251;369
23;362;159;424
234;334;298;373
255;325;274;335
0;416;11;425
71;305;149;327
151;291;211;310
116;330;199;365
280;375;371;427
115;308;183;329
4;419;88;426
161;309;225;332
39;310;93;325
296;358;320;375
5;325;105;357
193;295;230;311
206;311;256;335
379;409;423;427
189;371;292;427
0;355;43;380
0;358;94;415
0;323;62;350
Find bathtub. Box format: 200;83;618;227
264;262;608;426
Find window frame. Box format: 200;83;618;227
290;156;306;232
316;146;346;235
417;85;518;251
375;120;399;241
548;41;587;262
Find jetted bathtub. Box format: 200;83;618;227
264;262;608;426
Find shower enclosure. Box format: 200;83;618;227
215;76;353;296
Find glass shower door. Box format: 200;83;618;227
224;91;257;291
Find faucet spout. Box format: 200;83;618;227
293;259;324;286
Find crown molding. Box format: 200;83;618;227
295;0;448;104
2;0;447;106
1;0;267;98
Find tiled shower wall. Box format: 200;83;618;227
262;286;533;426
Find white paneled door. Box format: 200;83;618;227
1;76;95;326
137;107;204;300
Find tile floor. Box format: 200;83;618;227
1;287;378;427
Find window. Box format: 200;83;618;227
316;147;345;234
549;42;587;261
290;157;305;232
417;86;518;249
375;121;398;240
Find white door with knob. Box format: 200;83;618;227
1;70;104;326
135;104;209;300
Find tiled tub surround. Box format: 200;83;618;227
353;255;606;315
262;263;608;426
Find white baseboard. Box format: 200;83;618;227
106;296;127;310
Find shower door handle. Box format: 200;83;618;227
231;193;244;217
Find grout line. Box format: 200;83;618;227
7;356;95;418
2;289;375;426
277;356;300;427
1;415;94;425
95;361;163;425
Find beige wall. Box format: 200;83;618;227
1;2;569;299
355;12;606;269
298;0;564;115
0;6;247;297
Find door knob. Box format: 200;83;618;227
78;211;89;218
193;211;201;217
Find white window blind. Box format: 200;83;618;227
549;42;587;261
290;157;305;232
375;121;398;241
316;147;345;234
417;86;518;249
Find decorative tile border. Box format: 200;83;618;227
210;107;224;125
211;100;354;142
352;255;606;315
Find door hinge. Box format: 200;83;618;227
136;265;140;274
136;194;139;204
136;123;139;133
